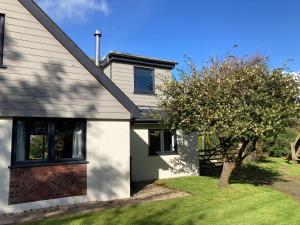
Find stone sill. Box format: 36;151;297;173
9;160;89;169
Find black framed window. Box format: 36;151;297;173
0;14;5;66
134;67;154;94
12;118;86;165
149;129;177;155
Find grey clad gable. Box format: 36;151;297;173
1;0;140;119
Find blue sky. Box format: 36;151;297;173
36;0;300;72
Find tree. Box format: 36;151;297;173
158;55;300;188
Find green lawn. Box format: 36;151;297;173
27;158;300;225
255;157;300;177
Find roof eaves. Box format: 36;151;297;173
101;51;177;70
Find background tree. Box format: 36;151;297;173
158;55;300;188
289;120;300;162
262;128;296;157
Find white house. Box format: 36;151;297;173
0;0;199;214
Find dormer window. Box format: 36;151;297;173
134;66;154;94
0;14;5;66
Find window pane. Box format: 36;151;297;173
163;130;173;152
149;130;161;153
134;67;153;93
15;121;26;161
54;120;84;160
28;120;48;160
0;15;4;65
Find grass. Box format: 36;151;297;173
228;157;300;185
255;157;300;177
26;157;300;225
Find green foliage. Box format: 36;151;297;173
29;135;48;159
158;54;300;159
198;134;220;150
262;128;297;157
254;157;300;176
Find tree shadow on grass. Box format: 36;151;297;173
231;164;282;185
200;160;285;186
259;157;295;166
67;202;206;225
257;157;275;164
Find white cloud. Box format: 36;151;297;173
36;0;110;21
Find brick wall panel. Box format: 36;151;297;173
9;164;87;205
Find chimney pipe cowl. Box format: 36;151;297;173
94;29;102;37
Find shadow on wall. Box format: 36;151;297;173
0;127;130;212
88;158;129;200
0;33;107;118
0;33;128;212
130;129;171;181
87;125;130;201
3;160;129;213
170;132;200;175
4;35;23;62
130;128;199;182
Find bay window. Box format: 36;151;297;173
12;118;86;165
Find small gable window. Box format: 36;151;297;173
0;14;5;66
149;129;177;155
134;67;154;94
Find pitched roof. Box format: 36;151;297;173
18;0;141;118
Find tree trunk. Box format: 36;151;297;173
290;135;300;163
290;142;297;163
218;160;236;189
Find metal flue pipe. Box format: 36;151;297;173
94;29;102;67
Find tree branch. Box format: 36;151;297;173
240;138;258;161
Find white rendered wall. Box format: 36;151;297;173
131;125;200;182
0;119;131;214
86;120;131;201
0;118;13;213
